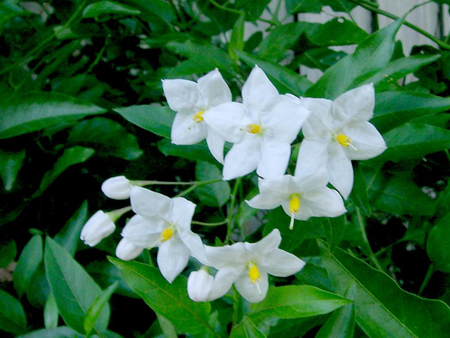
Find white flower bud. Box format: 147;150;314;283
80;210;115;247
187;269;214;302
116;238;143;261
101;176;131;200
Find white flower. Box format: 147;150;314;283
124;186;207;283
246;170;346;230
80;210;115;247
101;176;131;200
193;229;305;303
296;84;386;199
204;66;310;180
162;68;245;163
187;269;214;302
116;238;144;260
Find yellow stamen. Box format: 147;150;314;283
248;263;260;283
160;228;173;242
246;124;261;134
192;111;205;123
336;134;351;147
288;194;300;230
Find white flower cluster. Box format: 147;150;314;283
79;66;386;304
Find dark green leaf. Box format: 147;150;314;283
44;237;110;334
113;105;175;139
319;240;450;337
0;149;25;191
231;316;266;338
0;92;106;139
229;14;245;61
427;214;450;273
307;18;368;46
44;292;58;329
109;258;218;337
350;164;372;216
14;236;43;297
286;0;322;14
158;139;216;163
320;215;346;252
319;0;356;12
125;0;176;23
436;182;450;220
0;289;27;334
195;161;229;207
0;240;16;268
16;327;84;338
82;1;141;18
84;282;118;336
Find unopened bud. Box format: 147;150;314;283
80;210;115;247
187;269;214;302
101;176;131;200
116;238;143;261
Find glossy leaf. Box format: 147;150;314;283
0;239;16;268
427;214;450;273
195;161;230;207
158;139;216;163
44;237;110;334
113;105;175;139
84;282;118;336
44;292;58;329
0;149;25;191
109;258;218;337
0;92;106;139
231;316;266;338
82;1;141;18
0;289;27;335
14;235;43;297
16;327;84;338
319;240;450;338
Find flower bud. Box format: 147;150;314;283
101;176;131;200
187;269;214;302
80;210;115;247
116;238;143;261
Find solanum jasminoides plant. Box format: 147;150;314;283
2;1;450;337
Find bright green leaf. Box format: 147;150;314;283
44;292;58;329
84;282;118;336
0;240;16;268
158;139;216;163
0;289;27;335
14;235;42;297
307;18;368;46
231;316;266;338
427;214;450;273
82;1;141;18
229;14;245;61
156;313;178;338
16;327;84;338
0;149;25;191
195;161;230;207
319;215;346;252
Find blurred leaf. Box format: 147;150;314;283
319;240;450;337
0;289;27;335
320;215;346;252
0;148;25;191
436;183;450;220
236;187;259;229
195;161;230;207
231;316;266;338
372;91;450;133
286;0;322;14
14;236;42;297
319;0;356;11
295;258;334;292
0;92;106;139
84;282;118;336
33;146;95;198
157;313;177;338
125;0;176;23
307;18;368;46
0;239;16;268
350;164;372;216
45;237;110;334
306;18;403;99
16;327;84;338
158;139;216;163
44;292;58;329
249;285;351;319
229;14;245;61
67;117;142;160
237;50;312;96
427;214;450;273
27;262;51;307
82;1;141;18
54;201;88;256
109;258;218;337
379;123;450;162
113;105;175;139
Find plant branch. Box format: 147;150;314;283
356;207;384;271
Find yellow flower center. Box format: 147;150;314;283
248;263;261;283
246;124;261;134
336;134;351;147
192;111;205;123
160;228;173;242
289;194;300;214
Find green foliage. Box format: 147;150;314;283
0;289;27;335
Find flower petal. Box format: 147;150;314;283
235;269;269;303
204;242;246;269
206;129;225;164
245;229;281;256
332;83;375;126
130;186;172;219
162;79;203;112
116;238;144;261
301;98;334;139
157;236;190;283
301;187;346;218
171;111;207;145
242;66;279;113
197;68;232;107
207;266;242;301
328;143;354;199
246;176;293;210
295;139;329;180
257;139;290;179
121;215;164;248
223;137;260;180
258;249;305;277
342;121;386;160
187;270;215;302
179;229;209;265
170;197;196;231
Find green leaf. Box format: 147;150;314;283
286;0;322;14
82;1;141;18
0;92;106;139
156;313;178;338
67;117;142;160
0;239;16;268
0;149;25;191
44;237;110;334
158;139;216;163
109;258;218;337
84;282;118;336
379;123;450;162
16;327;84;338
0;289;27;335
113;105;175;139
125;0;176;23
33;146;95;198
320;215;346;252
249;285;350;319
350;164;372;216
54;201;88;256
14;235;43;297
307;18;368;46
318;240;450;338
436;182;450;220
44;292;58;329
231;316;266;338
229;14;245;61
427;214;450;273
319;0;356;12
237;50;312;96
306;18;403;99
195;161;230;207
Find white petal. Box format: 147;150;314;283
162;79;202;112
328;143;354;199
130;186;172;219
204;242;246;269
257;139;290;179
301;187;346;218
170;198;196;231
157;236;190;283
179;229;209;265
121;215;164;248
116;238;144;261
198;69;232;107
223;137;260;180
246;176;293;210
235;269;269;303
171;112;207;145
206;129;225;164
187;270;215;302
207;266;242;301
203;102;250;143
245;229;281;256
80;211;115;247
332;83;375;126
301;98;334;139
293;168;328;193
258;249;305;277
342;121;386;160
295;139;329;179
101;176;131;200
242;66;279;113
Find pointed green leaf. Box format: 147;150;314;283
195;161;230;207
14;235;43;297
286;0;322;14
0;289;27;334
427;214;450;273
158;139;216;163
307;18;368;46
0;149;25;191
319;215;346;252
319;240;450;338
231;316;266;338
229;14;245;61
84;282;118;335
44;292;58;329
0;239;16;268
82;1;141;18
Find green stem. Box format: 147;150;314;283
418;264;435;295
225;178;241;244
208;0;244;15
272;0;283;23
175;179;223;197
374;239;405;257
191;219;229;227
356;207;384;271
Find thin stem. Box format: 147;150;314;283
191;219;229;227
225;178;241;244
374;239;404;256
132;179;222;186
208;0;244;15
175;179;223;197
272;0;283;23
356;207;384;271
418;264;435;295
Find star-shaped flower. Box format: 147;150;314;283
296;84;386;198
162;68;245;163
204;66;310;180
